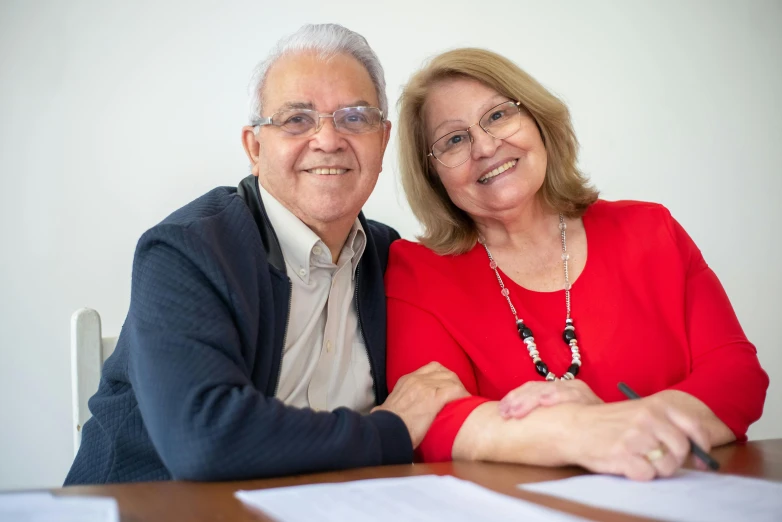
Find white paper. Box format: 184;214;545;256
0;492;119;522
520;470;782;522
237;474;587;522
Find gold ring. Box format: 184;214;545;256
645;448;665;462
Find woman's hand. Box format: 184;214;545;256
565;399;712;481
499;380;603;419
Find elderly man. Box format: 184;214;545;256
64;24;466;485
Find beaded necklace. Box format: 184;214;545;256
479;214;581;381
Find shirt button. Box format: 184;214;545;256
298;268;306;277
313;245;322;256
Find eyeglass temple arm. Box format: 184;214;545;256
251;117;273;134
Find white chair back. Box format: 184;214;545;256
70;308;117;456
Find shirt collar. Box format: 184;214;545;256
257;179;366;283
346;221;367;277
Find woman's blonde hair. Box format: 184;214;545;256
397;48;599;255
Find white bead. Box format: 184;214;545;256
565;325;575;331
532;357;541;363
529;350;539;358
562;372;574;380
545;372;556;381
561;253;570;261
501;288;509;296
524;337;535;345
572;359;582;366
564;282;572;290
559;221;567;231
489;260;497;269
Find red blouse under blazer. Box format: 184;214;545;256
385;200;768;462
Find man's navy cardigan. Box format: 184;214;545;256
64;176;413;485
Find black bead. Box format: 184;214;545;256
562;328;577;343
535;360;549;377
518;325;534;339
568;363;580;377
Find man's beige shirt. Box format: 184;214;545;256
257;180;375;413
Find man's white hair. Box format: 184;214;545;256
248;24;388;123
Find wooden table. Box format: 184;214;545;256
55;439;782;521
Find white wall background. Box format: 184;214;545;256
1;0;779;490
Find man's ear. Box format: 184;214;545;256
241;126;261;176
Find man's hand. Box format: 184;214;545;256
374;362;469;448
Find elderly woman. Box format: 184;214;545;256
386;48;768;480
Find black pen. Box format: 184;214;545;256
617;382;720;471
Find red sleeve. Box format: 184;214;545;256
387;297;490;462
664;211;769;440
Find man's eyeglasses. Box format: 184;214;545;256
253;106;385;137
428;101;523;168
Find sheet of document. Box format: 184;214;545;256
519;470;782;522
236;474;587;522
0;492;119;522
